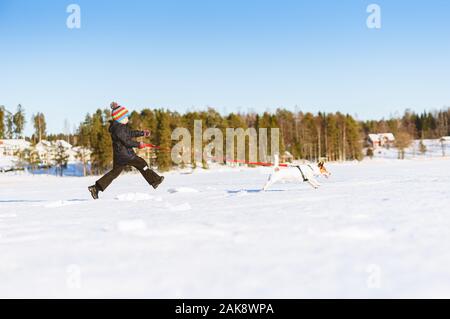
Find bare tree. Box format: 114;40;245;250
395;132;413;159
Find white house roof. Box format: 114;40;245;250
368;134;380;142
54;140;73;148
368;133;395;142
36;140;52;147
0;139;31;149
36;140;73;149
381;133;395;141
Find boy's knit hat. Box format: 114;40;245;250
111;102;129;123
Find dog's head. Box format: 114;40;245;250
317;160;331;177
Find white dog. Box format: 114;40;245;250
263;155;331;191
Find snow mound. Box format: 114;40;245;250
166;203;192;212
167;187;199;194
116;219;147;232
115;193;162;201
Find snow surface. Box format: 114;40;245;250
0;156;16;171
1;158;450;298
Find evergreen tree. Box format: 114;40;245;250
54;143;69;176
129;111;143;131
345;114;363;160
155;110;172;171
13;104;26;138
326;114;339;161
6;111;14;139
79;109;113;174
71;106;450;171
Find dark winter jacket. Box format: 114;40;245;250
109;121;144;166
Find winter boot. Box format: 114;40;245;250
151;176;165;189
88;185;99;200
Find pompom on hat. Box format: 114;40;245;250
110;101;120;110
110;102;130;123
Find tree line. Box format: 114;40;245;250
74;107;449;173
0;105;51;143
2;104;449;173
0;104;26;139
362;109;450;140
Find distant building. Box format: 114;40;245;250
368;133;396;148
0;139;31;156
35;140;53;165
35;140;83;165
0;139;91;173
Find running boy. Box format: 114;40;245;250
88;102;164;199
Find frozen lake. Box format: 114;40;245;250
1;158;450;298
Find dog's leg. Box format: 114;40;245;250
307;177;320;189
312;177;321;187
263;155;281;191
263;175;273;191
263;177;278;191
307;180;318;189
263;172;279;191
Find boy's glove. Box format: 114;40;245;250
143;130;151;137
138;142;146;149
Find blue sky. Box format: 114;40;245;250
1;0;450;134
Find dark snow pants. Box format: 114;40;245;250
95;156;161;192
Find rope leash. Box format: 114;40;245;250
142;143;293;167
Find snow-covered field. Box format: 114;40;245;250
1;158;450;298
